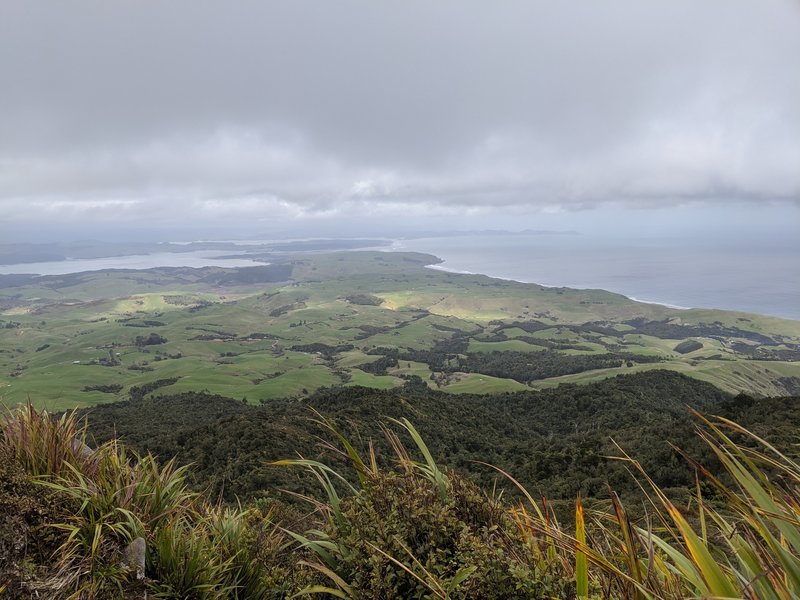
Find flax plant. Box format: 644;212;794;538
506;411;800;599
1;402;96;478
2;403;281;599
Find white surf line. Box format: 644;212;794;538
425;264;694;311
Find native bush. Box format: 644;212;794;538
280;417;573;599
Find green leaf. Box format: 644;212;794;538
576;495;589;599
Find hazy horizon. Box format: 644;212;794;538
3;202;799;247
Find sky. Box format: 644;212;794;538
1;1;799;242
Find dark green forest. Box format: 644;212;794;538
78;370;800;508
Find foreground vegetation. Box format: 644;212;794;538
2;252;800;410
3;397;800;599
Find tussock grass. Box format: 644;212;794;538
0;403;292;599
1;403;95;478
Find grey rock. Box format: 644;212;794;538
123;537;146;580
70;437;94;459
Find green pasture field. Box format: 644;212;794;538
2;251;799;408
347;370;402;389
438;373;529;394
467;339;546;353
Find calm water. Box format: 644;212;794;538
397;234;800;320
0;250;263;275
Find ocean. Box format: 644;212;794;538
396;234;800;320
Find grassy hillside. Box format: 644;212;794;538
2;251;799;409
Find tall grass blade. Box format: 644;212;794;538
575;495;588;599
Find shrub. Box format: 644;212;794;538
332;470;568;599
134;333;167;347
280;417;572;599
674;339;703;354
345;294;384;306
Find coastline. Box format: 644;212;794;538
425;263;694;311
1;237;795;320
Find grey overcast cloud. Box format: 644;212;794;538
1;1;798;241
